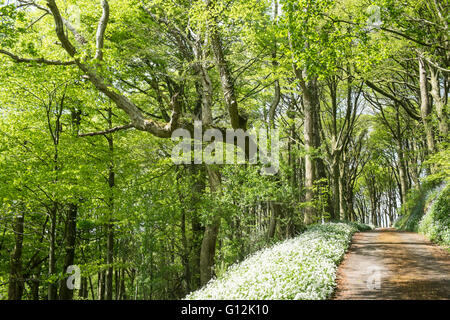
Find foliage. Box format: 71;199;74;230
0;0;447;301
423;144;450;185
418;184;450;248
394;180;442;232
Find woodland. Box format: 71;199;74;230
0;0;448;300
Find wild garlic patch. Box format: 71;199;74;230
186;222;367;300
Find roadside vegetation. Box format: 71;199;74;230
186;222;371;300
394;151;449;249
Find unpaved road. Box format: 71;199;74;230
333;228;450;299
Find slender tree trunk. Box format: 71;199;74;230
418;55;435;153
8;212;24;300
268;202;280;239
30;268;40;300
80;277;88;299
98;270;105;300
191;209;203;289
189;164;205;289
303;78;319;225
105;193;114;300
397;142;409;205
371;199;378;227
409;140;421;189
180;207;192;293
48;205;58;300
105;109;115;300
346;188;355;222
331;155;340;220
339;165;347;220
328;78;343;220
59;203;78;300
200;166;221;285
120;276;126;300
429;67;448;141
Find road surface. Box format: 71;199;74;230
333;228;450;299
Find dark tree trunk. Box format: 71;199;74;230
48;205;58;300
98;270;105;300
189;165;205;289
120;276;127;300
331;155;340;220
80;277;88;299
8;212;24;300
30;272;40;300
105;110;115;300
180;208;192;293
105;215;114;300
59;203;78;300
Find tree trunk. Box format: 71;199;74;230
98;270;105;300
418;55;435;153
409;140;421;189
268;202;280;239
48;205;58;300
180;207;192;293
331;155;340;220
105;197;114;300
200;166;221;285
30;270;40;300
189;165;205;289
191;210;203;289
59;203;78;300
105;110;115;300
303;78;319;225
314;106;331;218
8;212;24;300
397;141;409;205
339;165;347;220
200;6;245;284
80;277;88;299
208;19;246;130
371;200;378;227
346;188;355;222
120;276;127;300
429;67;448;141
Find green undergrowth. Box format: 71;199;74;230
395;181;449;250
185;221;371;300
395;181;439;232
418;184;450;249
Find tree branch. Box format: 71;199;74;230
46;0;77;57
365;80;421;121
95;0;110;61
78;124;134;137
0;49;76;66
45;0;183;138
19;1;87;45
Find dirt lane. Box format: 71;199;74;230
333;228;450;300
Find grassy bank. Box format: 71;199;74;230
395;182;449;249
